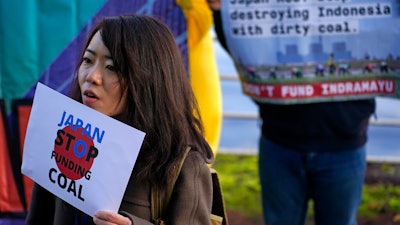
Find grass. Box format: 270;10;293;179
212;153;400;219
212;153;262;217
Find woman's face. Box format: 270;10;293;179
78;31;126;116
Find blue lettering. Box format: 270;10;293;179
74;140;87;158
65;114;74;128
82;124;92;139
56;111;105;144
57;111;66;127
93;128;105;144
75;118;84;130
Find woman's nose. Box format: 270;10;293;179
86;65;102;84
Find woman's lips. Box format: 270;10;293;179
83;94;98;105
82;91;99;105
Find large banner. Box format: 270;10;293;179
221;0;400;104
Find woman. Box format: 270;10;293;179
26;14;214;225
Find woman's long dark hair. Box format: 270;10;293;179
69;14;214;189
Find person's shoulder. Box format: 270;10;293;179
184;150;206;165
181;149;210;176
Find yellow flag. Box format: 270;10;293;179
177;0;223;157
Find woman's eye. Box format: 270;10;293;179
106;65;115;71
82;57;92;64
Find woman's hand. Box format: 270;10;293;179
93;210;132;225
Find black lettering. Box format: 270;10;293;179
55;129;65;146
67;180;77;197
58;173;67;188
84;171;92;180
318;4;391;18
65;132;75;150
86;145;99;161
49;168;57;183
318;21;352;34
78;184;85;201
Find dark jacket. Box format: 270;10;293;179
212;10;376;152
26;150;213;225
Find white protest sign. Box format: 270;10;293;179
21;82;145;217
